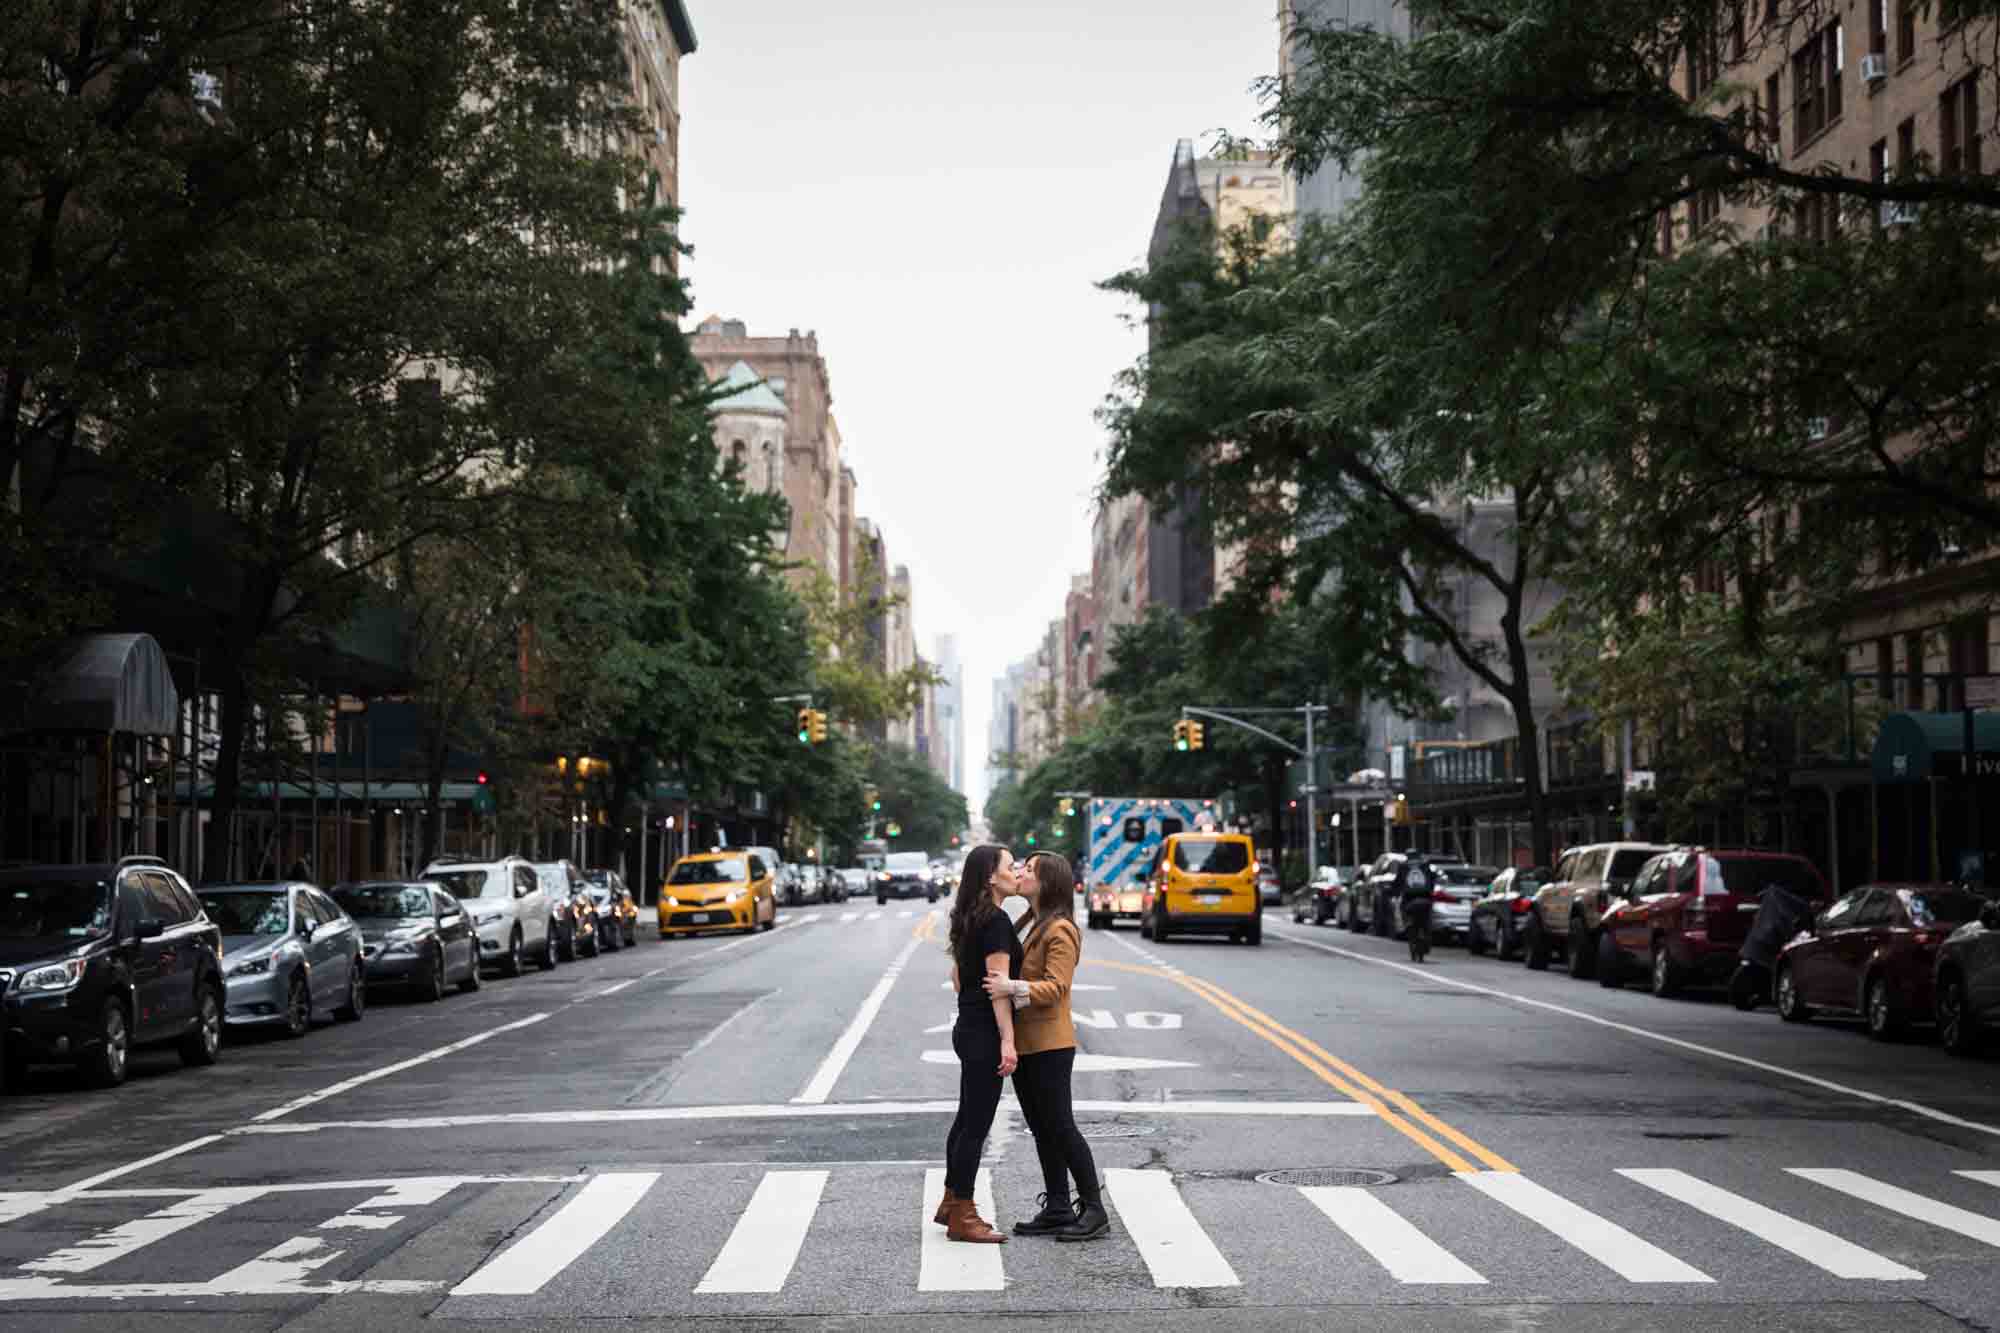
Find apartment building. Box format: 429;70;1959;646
623;1;697;213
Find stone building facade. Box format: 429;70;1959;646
623;2;697;221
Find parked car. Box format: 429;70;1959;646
0;857;224;1090
1600;848;1828;997
532;860;596;960
332;882;480;1001
1425;864;1500;944
422;856;553;976
1140;830;1261;944
777;862;804;905
875;851;938;904
1523;841;1672;976
199;881;365;1036
583;870;639;947
660;850;778;936
1256;858;1283;906
1467;867;1549;959
1934;893;2000;1055
1292;865;1349;926
1770;882;1985;1037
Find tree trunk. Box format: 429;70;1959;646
202;667;251;883
1514;702;1553;869
419;732;448;870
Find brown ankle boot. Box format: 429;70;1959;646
932;1187;957;1226
946;1197;1007;1244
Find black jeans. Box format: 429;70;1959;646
1013;1046;1099;1206
945;1021;1004;1197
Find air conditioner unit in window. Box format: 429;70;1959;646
1805;417;1831;441
1861;52;1888;82
189;70;221;113
1881;201;1920;226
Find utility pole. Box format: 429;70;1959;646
1178;703;1331;883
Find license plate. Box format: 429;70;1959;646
1197;892;1226;904
689;912;715;924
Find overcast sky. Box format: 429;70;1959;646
679;2;1282;815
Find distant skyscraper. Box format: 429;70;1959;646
934;634;964;792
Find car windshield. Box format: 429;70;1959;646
1906;889;1987;927
1436;865;1495;885
1607;850;1655;880
199;890;290;935
333;886;432;919
0;877;114;941
1703;856;1821;898
885;853;930;872
671;858;746;885
584;870;611;886
426;868;501;900
586;885;612;903
1172;839;1250;874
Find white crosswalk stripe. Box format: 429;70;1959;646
1620;1169;1923;1280
696;1170;825;1294
2;1164;1987;1304
1104;1168;1239;1288
1300;1185;1486;1284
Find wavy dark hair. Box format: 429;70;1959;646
948;844;1007;958
1023;853;1075;931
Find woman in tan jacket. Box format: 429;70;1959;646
985;853;1108;1242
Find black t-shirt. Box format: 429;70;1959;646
955;909;1024;1028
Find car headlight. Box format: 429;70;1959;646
724;889;746;904
381;932;424;957
16;959;86;993
664;895;680;908
227;955;272;978
878;872;892;882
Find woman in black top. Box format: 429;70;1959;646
933;843;1023;1244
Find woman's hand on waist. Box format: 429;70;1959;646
982;970;1030;1006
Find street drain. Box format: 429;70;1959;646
1641;1131;1733;1142
1256;1168;1399;1188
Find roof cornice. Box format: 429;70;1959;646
662;0;697;55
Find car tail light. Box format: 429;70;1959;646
1431;889;1450;902
1510;898;1532;914
1913;931;1941;948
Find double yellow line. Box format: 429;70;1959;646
913;910;939;944
1087;957;1515;1175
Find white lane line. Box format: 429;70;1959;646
1300;1186;1486;1284
75;1175;580;1198
234;1098;1378;1134
863;910;883;921
1793;1168;2000;1248
694;1170;826;1293
21;1187;268;1274
250;1013;551;1124
2;1134;235;1221
593;979;640;997
1269;924;2000;1142
897;910;914;918
792;932;924;1104
451;1172;660;1296
840;911;860;922
206;1234;345;1287
1459;1172;1712;1283
1962;1170;2000;1191
1105;1169;1238;1288
1620;1169;1922;1280
918;1168;1003;1291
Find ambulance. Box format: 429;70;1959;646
1082;796;1220;929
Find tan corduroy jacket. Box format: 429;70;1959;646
1013;915;1081;1055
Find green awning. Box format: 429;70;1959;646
1871;711;2000;782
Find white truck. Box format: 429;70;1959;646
1083;796;1219;929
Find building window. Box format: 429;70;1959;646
1731;0;1747;61
1693;186;1722;231
1868;0;1888;53
1950;617;1991;677
1870;139;1889;227
1895;0;1916;64
1764;71;1783;148
1659;207;1676;257
1897;116;1917;176
1687;29;1719;98
1941;75;1982;175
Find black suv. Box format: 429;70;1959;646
1;857;225;1090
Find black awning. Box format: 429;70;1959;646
16;633;181;736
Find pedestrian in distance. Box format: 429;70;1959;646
986;852;1109;1242
934;844;1021;1244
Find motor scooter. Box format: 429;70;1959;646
1728;884;1815;1010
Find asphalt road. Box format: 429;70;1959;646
2;897;1997;1332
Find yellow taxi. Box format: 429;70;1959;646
1139;830;1262;946
658;850;778;937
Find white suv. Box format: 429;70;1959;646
422;857;553;977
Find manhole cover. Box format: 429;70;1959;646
1256;1167;1399;1188
1642;1131;1733;1142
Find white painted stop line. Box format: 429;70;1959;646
1104;1168;1239;1288
451;1173;659;1295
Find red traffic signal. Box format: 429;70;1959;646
476;770;489;785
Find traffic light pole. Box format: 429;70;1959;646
1179;703;1330;884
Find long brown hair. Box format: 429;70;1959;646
1020;853;1076;945
948;844;1007;957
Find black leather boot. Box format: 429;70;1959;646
1057;1196;1110;1242
1012;1192;1075;1236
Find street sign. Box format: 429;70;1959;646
1937;752;2000;779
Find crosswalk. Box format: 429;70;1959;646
2;1162;1997;1304
782;907;931;924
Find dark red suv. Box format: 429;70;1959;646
1599;849;1828;997
1775;883;1990;1039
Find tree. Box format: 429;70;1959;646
865;740;968;856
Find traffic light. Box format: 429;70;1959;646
475;770;488;785
1058;798;1074;817
1173;719;1190;751
808;709;828;744
1025;831;1037;846
796;707;812;744
865;785;881;812
1187;720;1205;751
